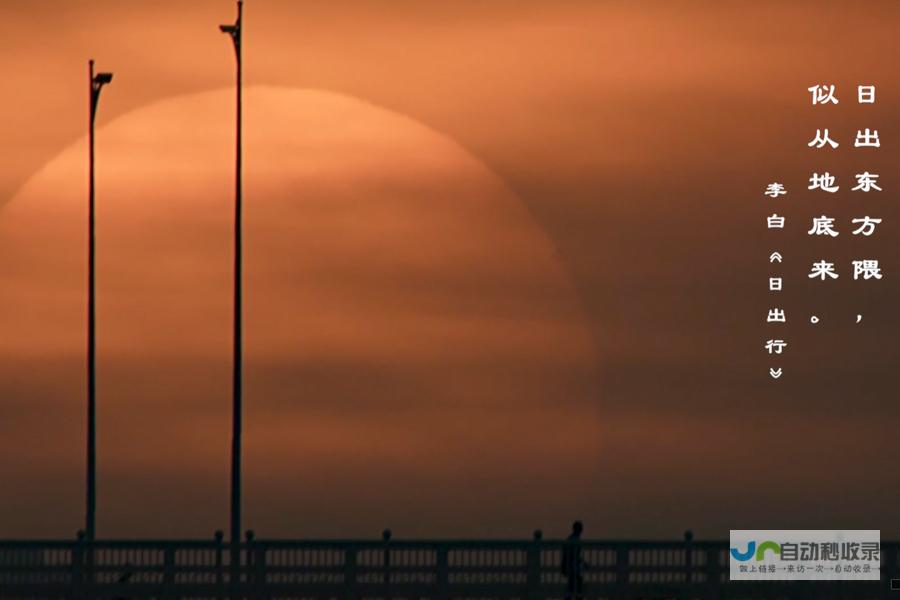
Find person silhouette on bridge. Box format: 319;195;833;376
561;520;587;600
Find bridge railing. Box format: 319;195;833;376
0;533;897;599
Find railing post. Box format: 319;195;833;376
163;544;176;599
705;545;721;600
615;544;629;595
214;530;225;600
382;529;392;597
684;530;694;586
527;530;542;600
345;546;358;600
435;544;449;600
252;538;266;599
73;530;86;600
244;529;255;600
883;544;897;600
229;536;241;600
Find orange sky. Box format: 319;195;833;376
0;1;899;540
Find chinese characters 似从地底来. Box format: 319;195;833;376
763;84;883;380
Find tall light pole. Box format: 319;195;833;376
86;59;112;543
220;0;243;552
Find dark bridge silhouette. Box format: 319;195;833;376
0;531;897;599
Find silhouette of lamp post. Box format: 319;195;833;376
219;0;243;558
86;60;112;543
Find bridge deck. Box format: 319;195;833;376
0;538;896;599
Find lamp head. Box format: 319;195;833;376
89;70;113;120
219;0;241;55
